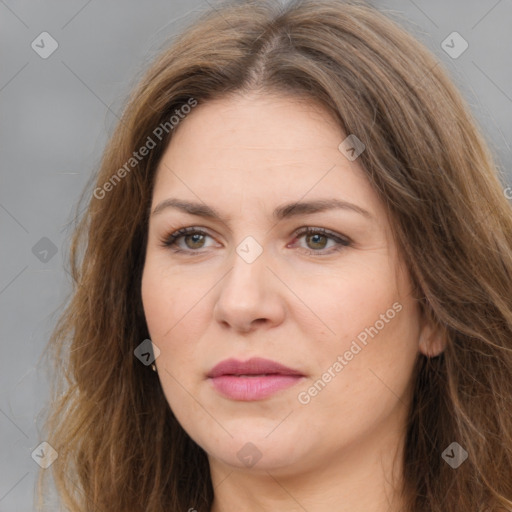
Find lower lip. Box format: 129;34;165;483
208;374;303;401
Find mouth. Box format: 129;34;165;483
207;357;305;401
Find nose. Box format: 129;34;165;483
213;245;286;334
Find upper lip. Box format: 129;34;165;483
207;357;304;378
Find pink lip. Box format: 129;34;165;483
207;357;304;401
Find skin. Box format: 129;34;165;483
141;92;444;512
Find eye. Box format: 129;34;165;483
160;227;215;252
290;227;352;256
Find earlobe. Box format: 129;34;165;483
418;317;447;358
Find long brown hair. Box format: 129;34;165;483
37;0;512;510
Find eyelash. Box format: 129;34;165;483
159;226;352;256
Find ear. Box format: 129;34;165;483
418;313;446;358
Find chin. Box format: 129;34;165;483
203;430;314;473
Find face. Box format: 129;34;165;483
141;92;438;476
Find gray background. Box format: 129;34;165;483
1;0;511;510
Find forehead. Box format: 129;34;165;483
151;93;392;235
168;92;343;155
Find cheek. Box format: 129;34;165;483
142;258;196;336
141;265;172;339
306;258;402;344
141;261;209;370
304;254;421;391
141;263;207;419
299;299;420;444
312;285;420;406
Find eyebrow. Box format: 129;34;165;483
151;198;373;221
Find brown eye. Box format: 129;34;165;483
161;227;214;252
305;233;329;250
292;227;351;256
183;233;206;249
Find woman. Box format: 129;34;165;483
37;0;512;510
